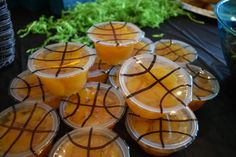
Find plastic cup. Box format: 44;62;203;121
215;0;236;76
87;55;113;83
28;42;96;96
49;127;130;157
154;39;198;65
108;65;121;90
131;37;154;56
0;101;59;157
9;70;61;109
0;52;14;68
87;21;144;65
60;82;126;129
183;64;220;111
119;53;192;119
125;108;198;156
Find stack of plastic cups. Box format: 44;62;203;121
0;0;15;69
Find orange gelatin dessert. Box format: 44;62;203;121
132;37;154;56
88;55;113;83
28;42;96;96
154;39;197;65
125;108;198;156
184;64;220;111
119;54;192;119
87;21;144;65
49;127;130;157
9;70;61;109
60;82;126;129
0;101;59;157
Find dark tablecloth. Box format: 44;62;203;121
0;8;235;157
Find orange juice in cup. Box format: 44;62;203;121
87;21;144;65
49;127;130;157
28;42;96;96
88;55;113;83
132;37;154;56
0;101;59;157
60;82;126;129
184;64;220;111
125;108;198;156
154;39;198;65
119;53;192;119
9;70;61;109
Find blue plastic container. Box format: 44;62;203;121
215;0;236;76
50;0;95;15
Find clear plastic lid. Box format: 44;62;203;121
108;65;121;89
183;64;220;101
9;70;53;102
125;107;198;152
87;21;144;46
88;55;113;78
49;127;130;157
0;101;59;157
28;42;96;78
60;82;126;129
154;39;198;65
132;37;154;56
119;53;192;114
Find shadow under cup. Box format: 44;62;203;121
215;0;236;76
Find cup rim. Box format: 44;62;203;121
87;21;145;46
59;82;126;129
153;39;198;65
215;0;236;35
183;64;220;102
48;127;130;157
125;107;198;151
9;70;54;102
28;42;96;78
0;101;59;157
119;53;193;114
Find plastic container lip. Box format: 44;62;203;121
134;37;155;54
87;21;145;46
49;126;130;157
125;107;198;151
60;82;126;129
119;53;193;114
154;39;198;64
108;65;121;89
88;56;113;78
0;101;60;157
184;64;220;101
215;0;236;35
9;70;54;102
28;42;96;79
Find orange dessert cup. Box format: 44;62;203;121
28;42;96;96
49;127;130;157
132;37;154;56
154;39;197;65
9;70;61;109
119;54;192;119
88;55;113;83
87;21;144;65
0;101;59;157
184;64;220;111
60;82;126;129
125;108;198;156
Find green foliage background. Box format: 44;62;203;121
18;0;189;53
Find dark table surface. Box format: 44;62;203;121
0;8;236;157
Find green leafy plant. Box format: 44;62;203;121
18;0;190;53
